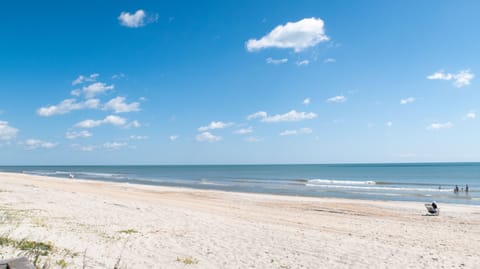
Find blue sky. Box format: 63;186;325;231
0;0;479;165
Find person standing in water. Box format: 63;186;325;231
466;184;469;193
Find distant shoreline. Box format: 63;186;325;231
2;161;480;166
1;163;479;206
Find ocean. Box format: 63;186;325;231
0;163;479;205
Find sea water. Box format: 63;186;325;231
1;163;479;205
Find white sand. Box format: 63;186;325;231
0;172;479;268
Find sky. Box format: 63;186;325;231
0;0;479;165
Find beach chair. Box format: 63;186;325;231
424;203;439;216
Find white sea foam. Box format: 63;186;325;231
199;178;227;186
308;179;376;185
306;183;452;192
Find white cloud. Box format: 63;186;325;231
82;82;114;98
427;122;453;130
72;73;99;85
76;145;96;152
247;111;267;120
104;115;128;126
65;130;92;139
427;70;474;88
75;115;127;128
466;112;476;119
386;121;393;127
103;142;127;151
129;135;148;140
303;97;311;105
245;136;262;143
75;119;103;128
261;110;317;123
37;98;100;117
233;127;253;135
118;10;146;28
112;73;126;80
296;60;309;66
453;70;474;87
324;58;336;63
427;71;452;80
169;135;178;142
279;127;312;136
196;132;221;142
266;57;288;64
246;17;329;52
400;97;415;105
279;130;297;136
125;120;141;129
24;139;58;150
198;121;233;132
0;121;18;140
118;9;158;28
326;95;346;103
104;96;140;113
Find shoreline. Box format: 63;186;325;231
6;170;478;206
0;172;479;268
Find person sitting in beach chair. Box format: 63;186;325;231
424;201;439;216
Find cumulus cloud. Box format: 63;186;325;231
427;70;474;88
24;139;58;150
81;82;114;98
303;98;311;105
37;98;100;117
250;110;317;123
125;120;141;129
266;57;288;64
427;122;453;130
104;96;140;113
386;121;393;127
0;121;18;140
233;127;253;135
246;18;329;52
196;132;222;142
103;142;127;151
326;95;346;103
118;9;158;28
112;73;126;80
71;144;97;152
129;135;148;140
198;121;233;132
169;135;178;142
465;112;476;120
65;130;92;139
265;110;317;122
324;58;336;63
296;60;309;66
400;97;415;105
72;73;99;85
279;127;312;136
75;115;127;128
247;111;268;120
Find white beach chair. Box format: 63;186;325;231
424;203;439;216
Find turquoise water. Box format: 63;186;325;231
1;163;479;205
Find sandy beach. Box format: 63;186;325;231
0;172;479;268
